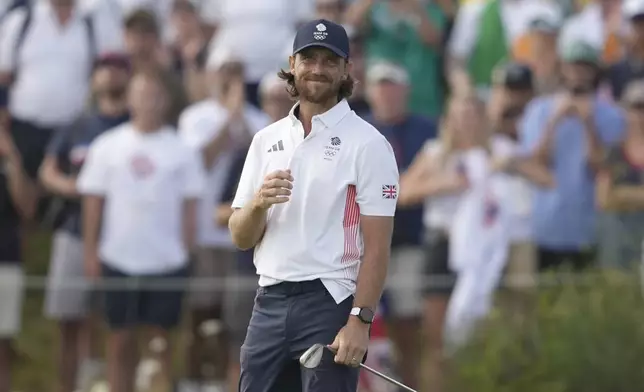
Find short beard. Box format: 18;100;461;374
294;77;341;104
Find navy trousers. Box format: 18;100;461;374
239;279;359;392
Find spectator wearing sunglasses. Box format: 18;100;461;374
596;80;644;269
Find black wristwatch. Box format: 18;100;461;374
350;307;375;324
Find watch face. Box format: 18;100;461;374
360;308;375;323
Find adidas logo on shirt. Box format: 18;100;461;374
267;140;284;152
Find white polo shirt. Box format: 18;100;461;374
178;99;270;248
231;100;399;304
77;123;205;275
0;1;123;127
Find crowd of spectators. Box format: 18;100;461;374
0;0;644;391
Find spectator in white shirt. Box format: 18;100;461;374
78;69;204;392
0;0;121;195
177;47;269;392
201;0;314;106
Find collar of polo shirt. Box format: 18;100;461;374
288;99;351;130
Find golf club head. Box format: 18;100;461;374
299;344;326;369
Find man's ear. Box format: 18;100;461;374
289;55;296;74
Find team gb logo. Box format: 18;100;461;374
314;23;328;40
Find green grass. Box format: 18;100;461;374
14;228;57;392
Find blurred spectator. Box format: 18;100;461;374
344;0;447;117
398;93;485;390
77;69;204;392
605;0;644;100
258;73;292;123
523;11;562;95
168;0;209;103
177;48;269;392
84;0;175;42
39;53;130;392
347;35;372;117
123;9;188;125
363;61;437;390
0;0;121;190
488;62;553;311
201;0;313;107
315;0;346;23
443;93;508;350
596;80;644;269
0;113;38;392
560;0;626;65
520;40;625;271
447;0;554;100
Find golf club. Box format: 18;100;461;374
299;343;417;392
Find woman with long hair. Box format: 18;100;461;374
397;92;488;391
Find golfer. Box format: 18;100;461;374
229;19;399;392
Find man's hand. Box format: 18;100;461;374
328;318;370;367
252;170;293;210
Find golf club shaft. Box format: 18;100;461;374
359;363;417;392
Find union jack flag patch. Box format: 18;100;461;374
382;185;398;199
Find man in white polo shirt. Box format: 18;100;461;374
229;19;399;392
78;69;204;392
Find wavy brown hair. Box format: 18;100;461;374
277;69;355;101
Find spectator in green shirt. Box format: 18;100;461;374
344;0;447;118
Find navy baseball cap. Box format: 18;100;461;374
292;19;350;59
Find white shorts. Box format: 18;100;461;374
45;231;91;320
0;264;24;338
385;246;425;318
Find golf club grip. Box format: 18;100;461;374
324;346;417;392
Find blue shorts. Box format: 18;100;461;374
101;263;188;330
239;279;360;392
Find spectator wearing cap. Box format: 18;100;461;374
596;80;644;269
487;61;553;314
516;9;563;95
0;0;122;201
201;0;314;107
168;0;209;103
520;40;625;272
345;0;447;118
78;69;204;392
177;45;269;392
123;9;188;125
38;53;131;392
560;0;627;66
605;0;644;100
362;60;436;390
446;0;560;100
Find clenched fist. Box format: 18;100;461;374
252;169;294;210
